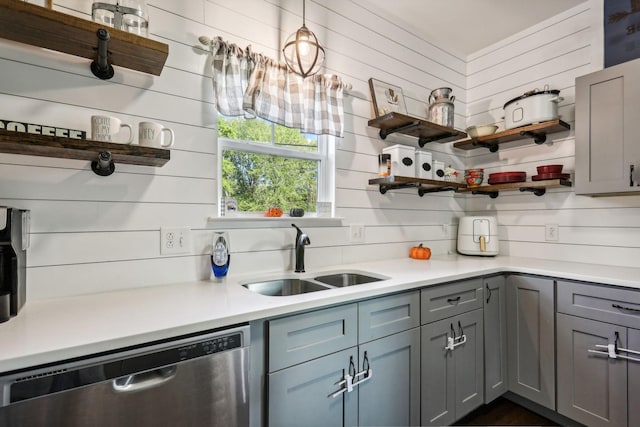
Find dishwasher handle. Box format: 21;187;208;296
112;365;177;393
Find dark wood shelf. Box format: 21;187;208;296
459;179;572;198
368;112;467;147
453;120;570;152
369;175;571;198
0;0;168;76
369;175;466;197
0;130;170;167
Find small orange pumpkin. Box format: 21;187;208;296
410;244;431;260
265;207;283;217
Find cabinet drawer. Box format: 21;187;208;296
268;304;358;371
358;291;420;343
557;280;640;329
421;278;483;324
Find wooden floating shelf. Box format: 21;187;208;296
453;120;571;152
369;175;466;196
0;130;170;167
459;179;572;198
368;112;467;147
0;0;169;76
369;176;571;198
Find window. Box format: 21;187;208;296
218;115;334;215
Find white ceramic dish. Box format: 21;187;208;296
466;125;498;138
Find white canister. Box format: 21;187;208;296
382;144;415;177
415;151;433;179
433;160;445;179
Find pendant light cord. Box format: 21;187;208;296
302;0;306;26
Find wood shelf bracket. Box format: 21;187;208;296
378;121;421;140
519;130;547;144
90;28;115;80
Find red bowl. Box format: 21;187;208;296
536;164;563;174
488;171;526;184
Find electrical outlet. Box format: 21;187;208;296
350;224;365;243
545;224;559;242
161;227;192;254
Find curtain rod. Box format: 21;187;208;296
198;35;352;91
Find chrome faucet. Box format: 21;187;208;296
292;223;310;273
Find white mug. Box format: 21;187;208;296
91;115;133;144
138;121;174;148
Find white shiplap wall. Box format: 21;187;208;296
465;0;640;268
0;0;467;300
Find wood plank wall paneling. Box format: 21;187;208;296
465;0;640;268
4;0;633;300
1;0;466;300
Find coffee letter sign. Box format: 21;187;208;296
0;119;86;139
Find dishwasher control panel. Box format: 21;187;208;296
178;332;243;360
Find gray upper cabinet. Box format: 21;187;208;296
506;275;555;410
575;57;640;195
483;275;507;403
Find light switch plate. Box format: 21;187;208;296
349;224;365;243
545;224;559;242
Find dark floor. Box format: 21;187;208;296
454;397;560;426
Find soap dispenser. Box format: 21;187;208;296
211;231;230;278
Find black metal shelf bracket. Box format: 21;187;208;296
519;130;547;144
91;151;116;176
472;190;499;198
520;187;546;196
418;186;458;197
471;140;499;153
379;121;421;140
91;28;115;80
379;182;418;194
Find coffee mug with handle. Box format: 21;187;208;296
138;121;175;148
91;115;133;144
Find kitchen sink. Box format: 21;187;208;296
313;272;385;287
242;278;331;296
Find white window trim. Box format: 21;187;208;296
217;133;335;218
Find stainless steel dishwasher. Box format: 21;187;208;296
0;324;250;427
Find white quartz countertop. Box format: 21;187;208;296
1;255;640;373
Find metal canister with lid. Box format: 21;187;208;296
427;87;455;128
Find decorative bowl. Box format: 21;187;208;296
464;168;484;187
466;125;499;139
536;164;563;174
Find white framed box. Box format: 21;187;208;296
415;151;433;179
382;144;415;177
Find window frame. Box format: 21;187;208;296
217;126;334;218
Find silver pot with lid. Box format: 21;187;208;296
428;87;455;127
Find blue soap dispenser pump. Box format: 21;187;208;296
211;231;230;278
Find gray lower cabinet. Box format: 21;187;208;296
506;275;555;410
629;328;640;427
266;291;421;427
421;308;484;426
483;275;507;403
556;313;627;427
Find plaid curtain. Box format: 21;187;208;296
210;37;344;137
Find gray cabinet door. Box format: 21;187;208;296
483;275;507;403
421;317;455;426
453;309;484;419
575;58;640;195
629;328;640;427
506;275;555;410
268;348;358;427
358;328;420;427
358;291;420;343
557;313;627;427
421;309;483;426
421;278;483;324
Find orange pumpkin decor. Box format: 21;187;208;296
265;207;283;217
410;244;431;260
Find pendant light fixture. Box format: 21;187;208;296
282;0;325;78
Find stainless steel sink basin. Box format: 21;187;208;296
243;278;330;296
313;273;385;287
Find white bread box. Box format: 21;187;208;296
457;216;499;256
382;144;415;177
415;151;433;179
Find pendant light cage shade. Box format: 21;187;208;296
283;25;325;78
